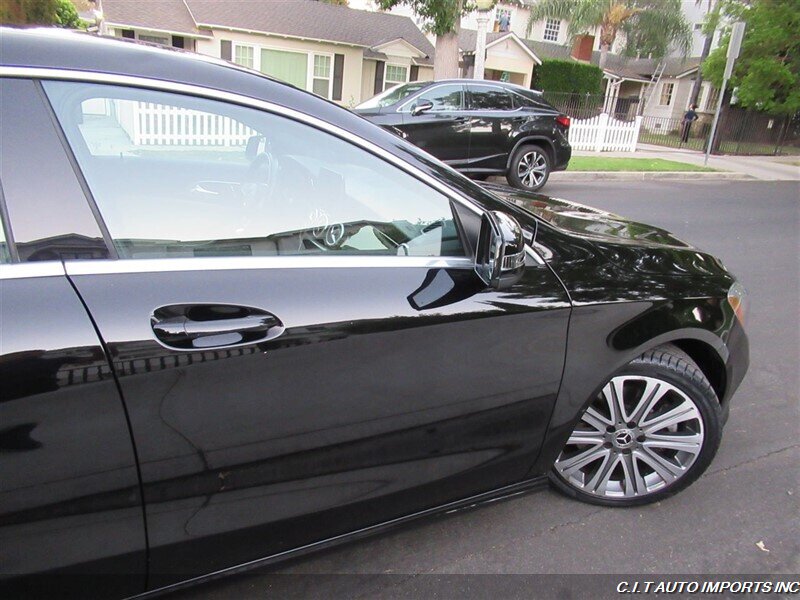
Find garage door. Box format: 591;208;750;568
260;49;307;90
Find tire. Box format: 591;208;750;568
507;144;551;191
468;173;490;182
549;344;722;507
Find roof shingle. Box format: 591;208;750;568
103;0;434;60
103;0;199;36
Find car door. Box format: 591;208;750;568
41;76;571;586
465;84;518;170
395;83;471;166
0;78;146;597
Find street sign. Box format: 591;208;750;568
724;21;746;79
706;21;746;165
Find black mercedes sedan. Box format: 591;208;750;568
0;29;747;598
354;79;571;191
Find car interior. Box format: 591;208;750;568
43;81;466;260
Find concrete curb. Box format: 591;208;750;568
548;171;756;182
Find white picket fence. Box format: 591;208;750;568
115;101;256;147
568;113;643;152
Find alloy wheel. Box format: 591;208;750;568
517;151;547;188
554;375;705;500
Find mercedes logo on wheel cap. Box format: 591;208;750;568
613;429;634;448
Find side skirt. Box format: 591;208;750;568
133;476;549;599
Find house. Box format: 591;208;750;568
98;0;436;106
349;0;719;121
456;28;715;124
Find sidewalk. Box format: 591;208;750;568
570;144;800;181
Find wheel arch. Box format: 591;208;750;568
669;338;728;404
532;325;729;477
506;136;555;171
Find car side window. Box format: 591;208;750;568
404;85;463;113
468;87;513;111
43;81;465;260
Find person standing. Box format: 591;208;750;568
681;104;699;143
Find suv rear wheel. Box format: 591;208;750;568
507;144;550;191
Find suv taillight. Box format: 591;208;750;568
556;115;571;128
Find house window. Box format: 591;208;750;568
233;44;255;69
659;82;674;106
384;64;409;91
312;54;332;98
705;86;720;110
543;19;561;42
495;8;512;32
138;34;170;46
693;23;703;31
693;86;706;110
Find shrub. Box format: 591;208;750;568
533;59;603;95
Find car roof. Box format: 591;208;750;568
0;27;417;161
1;28;358;125
416;79;542;94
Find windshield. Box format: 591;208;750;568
356;82;429;109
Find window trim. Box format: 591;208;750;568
659;82;675;106
311;53;334;99
2;67;490;269
543;19;561;43
233;43;335;99
383;63;410;92
397;83;465;113
232;42;256;69
137;32;171;46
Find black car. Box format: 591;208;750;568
0;29;747;598
355;79;572;190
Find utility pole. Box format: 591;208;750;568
473;0;495;80
705;21;745;165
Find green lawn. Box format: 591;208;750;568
568;157;718;172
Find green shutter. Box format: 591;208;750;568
260;49;308;90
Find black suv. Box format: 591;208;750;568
355;79;571;190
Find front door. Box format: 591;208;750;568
397;83;471;166
42;77;570;586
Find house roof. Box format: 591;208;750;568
598;54;702;81
101;0;435;63
460;30;542;64
102;0;201;37
519;36;703;82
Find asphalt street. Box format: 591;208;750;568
175;180;799;599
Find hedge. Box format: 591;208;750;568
532;59;603;95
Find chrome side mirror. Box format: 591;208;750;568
475;211;526;290
411;101;434;116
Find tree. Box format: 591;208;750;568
688;0;722;109
526;0;691;69
720;0;800;114
702;0;800;114
55;0;83;28
318;0;349;5
1;0;57;24
377;0;467;79
1;0;82;27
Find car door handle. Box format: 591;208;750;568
151;304;284;350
